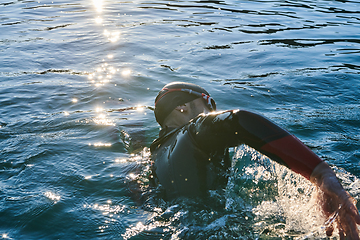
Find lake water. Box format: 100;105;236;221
1;0;359;239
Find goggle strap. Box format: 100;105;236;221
155;88;215;110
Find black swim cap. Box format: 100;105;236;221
154;82;216;126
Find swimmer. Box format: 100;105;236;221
150;82;360;239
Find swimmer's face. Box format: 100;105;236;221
186;98;210;120
163;98;211;128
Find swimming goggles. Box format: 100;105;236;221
155;88;216;111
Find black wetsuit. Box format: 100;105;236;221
150;110;323;200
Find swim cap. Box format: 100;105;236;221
154;82;216;126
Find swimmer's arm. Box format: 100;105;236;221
193;109;322;179
232;110;323;179
194;110;360;237
234;110;360;238
310;162;360;239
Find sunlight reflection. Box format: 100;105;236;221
103;30;120;43
72;98;78;103
108;66;116;74
44;191;61;203
95;16;103;24
93;0;103;12
136;105;144;112
115;158;127;163
86;202;126;216
121;69;131;77
109;33;120;42
122;219;172;240
128;173;137;180
90;142;112;147
88;62;119;87
94;113;115;126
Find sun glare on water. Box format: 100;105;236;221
93;0;103;12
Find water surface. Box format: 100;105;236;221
1;0;359;239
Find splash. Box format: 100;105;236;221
119;145;359;239
44;191;61;203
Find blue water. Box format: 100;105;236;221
1;0;359;239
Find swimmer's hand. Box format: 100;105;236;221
310;161;360;239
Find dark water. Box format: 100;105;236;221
1;0;359;239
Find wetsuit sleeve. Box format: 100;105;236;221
191;110;323;180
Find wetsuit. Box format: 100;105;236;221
150;110;323;200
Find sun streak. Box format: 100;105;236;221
93;0;103;12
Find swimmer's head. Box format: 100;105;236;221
154;82;216;126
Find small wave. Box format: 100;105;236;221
0;1;15;6
205;44;232;49
1;69;88;77
22;3;82;10
43;23;73;31
258;38;360;48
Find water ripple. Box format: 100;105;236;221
259;38;360;48
1;0;360;239
1;69;88;77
